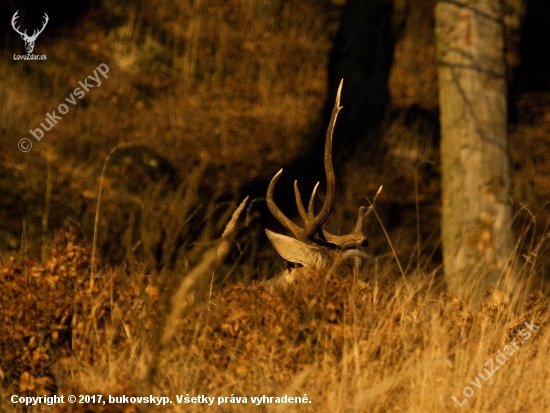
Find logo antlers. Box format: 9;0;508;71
265;79;381;286
12;10;49;54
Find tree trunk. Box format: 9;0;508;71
435;0;515;305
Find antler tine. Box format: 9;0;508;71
307;182;320;222
266;169;309;243
322;186;382;249
293;181;308;223
322;206;368;249
303;78;343;239
266;79;344;245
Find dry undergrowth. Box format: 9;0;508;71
1;232;549;412
0;232;157;396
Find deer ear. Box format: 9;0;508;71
265;229;328;268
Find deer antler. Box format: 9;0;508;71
321;184;383;249
265;79;382;283
33;13;49;39
11;11;49;39
266;80;343;245
11;11;25;37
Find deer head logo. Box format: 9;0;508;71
265;79;381;287
12;11;49;54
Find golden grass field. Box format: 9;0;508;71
1;0;550;411
1;229;549;412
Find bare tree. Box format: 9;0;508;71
435;0;515;305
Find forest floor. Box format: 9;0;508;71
1;1;550;411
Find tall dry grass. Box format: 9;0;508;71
1;206;549;412
2;1;550;412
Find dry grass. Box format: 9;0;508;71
2;1;550;411
0;0;337;261
1;225;549;412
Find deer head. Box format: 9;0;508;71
12;11;49;54
265;79;379;287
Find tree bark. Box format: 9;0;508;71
435;0;515;304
